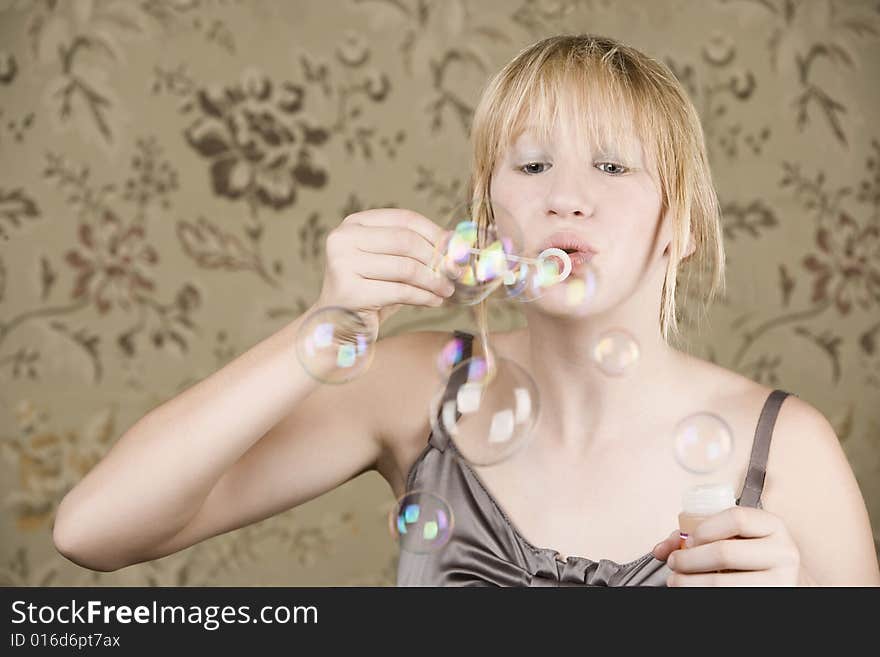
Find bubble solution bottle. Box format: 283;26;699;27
678;483;736;551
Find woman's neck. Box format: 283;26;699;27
512;284;687;454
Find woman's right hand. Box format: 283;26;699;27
652;529;681;562
315;208;456;327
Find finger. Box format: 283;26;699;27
668;537;782;573
346;209;447;249
667;569;780;587
357;278;446;309
688;506;780;548
346;224;440;269
651;530;681;561
357;254;455;298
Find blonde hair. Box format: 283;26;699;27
467;34;725;341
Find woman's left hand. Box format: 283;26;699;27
652;506;812;586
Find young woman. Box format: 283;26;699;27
52;34;880;586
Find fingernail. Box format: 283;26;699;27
652;542;663;553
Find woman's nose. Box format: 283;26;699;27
544;170;595;220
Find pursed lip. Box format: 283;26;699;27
536;231;599;262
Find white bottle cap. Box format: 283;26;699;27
682;483;736;516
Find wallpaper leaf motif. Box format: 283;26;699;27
1;0;878;585
25;0;164;148
176;217;266;279
0;548;59;587
0;49;18;84
665;32;765;164
351;0;506;134
721;200;779;241
722;0;880;145
1;401;117;530
730;146;880;386
294;46;398;161
0;148;203;375
0;188;40;240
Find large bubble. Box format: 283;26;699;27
295;306;377;384
431;199;524;306
389;490;454;554
672;413;734;475
430;355;539;466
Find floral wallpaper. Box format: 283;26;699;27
0;0;878;586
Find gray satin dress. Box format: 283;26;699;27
397;330;791;587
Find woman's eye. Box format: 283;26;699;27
519;162;550;174
597;162;628;175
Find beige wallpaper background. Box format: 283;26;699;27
0;0;878;586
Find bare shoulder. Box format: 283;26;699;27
672;354;837;480
368;329;456;498
761;392;880;584
680;354;879;584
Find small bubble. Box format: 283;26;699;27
436;336;466;378
389;490;454;554
295;306;376;384
591;329;640;376
672;413;734;475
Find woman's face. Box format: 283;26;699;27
489;116;669;318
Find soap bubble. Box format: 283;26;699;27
502;248;570;303
389;490;454;554
672;413;734;474
295;306;376;384
431;200;524;306
436;336;467;378
430;355;539;466
556;263;599;312
591;329;640;376
531;263;600;317
436;334;490;379
501;247;600;321
433;221;510;305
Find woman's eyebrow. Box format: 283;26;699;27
513;129;543;144
511;125;646;159
508;135;547;155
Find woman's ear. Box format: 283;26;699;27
661;229;696;260
682;230;696;260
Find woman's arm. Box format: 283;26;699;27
51;309;430;572
52;207;453;573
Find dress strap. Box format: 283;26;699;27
737;389;792;509
428;330;475;452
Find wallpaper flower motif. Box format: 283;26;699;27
803;212;880;315
65;212;159;315
184;71;330;211
1;0;878;587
